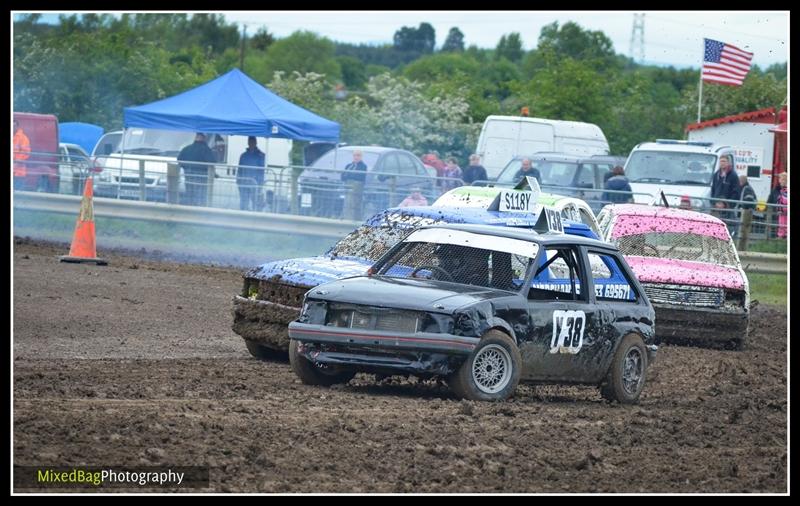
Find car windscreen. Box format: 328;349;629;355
625;151;716;185
496;159;579;187
377;229;536;291
615;231;738;265
327;214;443;261
120;129;205;157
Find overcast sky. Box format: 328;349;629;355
21;10;789;69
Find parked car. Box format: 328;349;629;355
432;185;602;237
492;153;622;212
597;204;750;349
297;146;436;219
233;203;602;358
288;223;656;402
58;142;96;195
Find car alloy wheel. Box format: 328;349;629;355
471;344;513;394
621;346;644;396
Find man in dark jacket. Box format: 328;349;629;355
602;165;633;203
732;175;757;239
237;136;266;211
463;154;488;185
513;158;542;186
710;155;740;234
178;133;216;206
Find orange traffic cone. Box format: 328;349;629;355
59;177;107;265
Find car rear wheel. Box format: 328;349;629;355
289;339;355;386
448;330;521;401
600;333;648;404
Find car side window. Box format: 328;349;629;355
579;209;595;229
576;164;595;188
381;154;401;175
529;247;586;302
397;154;419;176
587;251;638;302
596;163;612;184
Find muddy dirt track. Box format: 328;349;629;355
13;239;787;493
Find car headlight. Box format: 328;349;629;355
97;170;112;182
690;198;705;210
723;289;747;309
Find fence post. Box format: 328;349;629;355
290;168;299;215
139;159;146;201
388;177;397;207
167;162;180;204
765;205;774;239
738;208;752;251
206;164;215;207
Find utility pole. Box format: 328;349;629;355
629;13;645;64
240;24;247;71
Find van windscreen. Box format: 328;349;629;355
626;151;716;185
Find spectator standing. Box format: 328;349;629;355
602;165;633;203
440;157;463;192
771;172;789;238
178;132;216;206
710;155;739;234
732;175;757;239
13;119;31;189
513;158;541;186
236;136;266;211
421;153;446;178
463;154;488;185
341;149;367;184
341;149;368;219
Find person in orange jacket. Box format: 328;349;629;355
13;119;31;182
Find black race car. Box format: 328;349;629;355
288;223;657;403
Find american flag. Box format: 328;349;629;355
702;38;753;86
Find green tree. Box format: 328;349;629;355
683;71;787;123
495;33;523;63
393;22;436;61
13;26;216;129
263;31;341;82
250;27;275;51
337;55;368;89
441;27;465;52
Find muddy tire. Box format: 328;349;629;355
448;330;521;401
600;333;648;404
244;339;285;360
289;339;355;386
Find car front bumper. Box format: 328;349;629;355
288;321;478;376
232;295;301;351
653;304;749;342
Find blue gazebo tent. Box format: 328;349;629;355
123;68;340;142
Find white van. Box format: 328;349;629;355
624;139;736;209
93;128;291;207
475;115;610;179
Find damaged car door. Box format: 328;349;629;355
521;245;605;383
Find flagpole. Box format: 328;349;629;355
697;75;703;124
697;38;704;124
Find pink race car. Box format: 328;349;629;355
597;204;749;349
